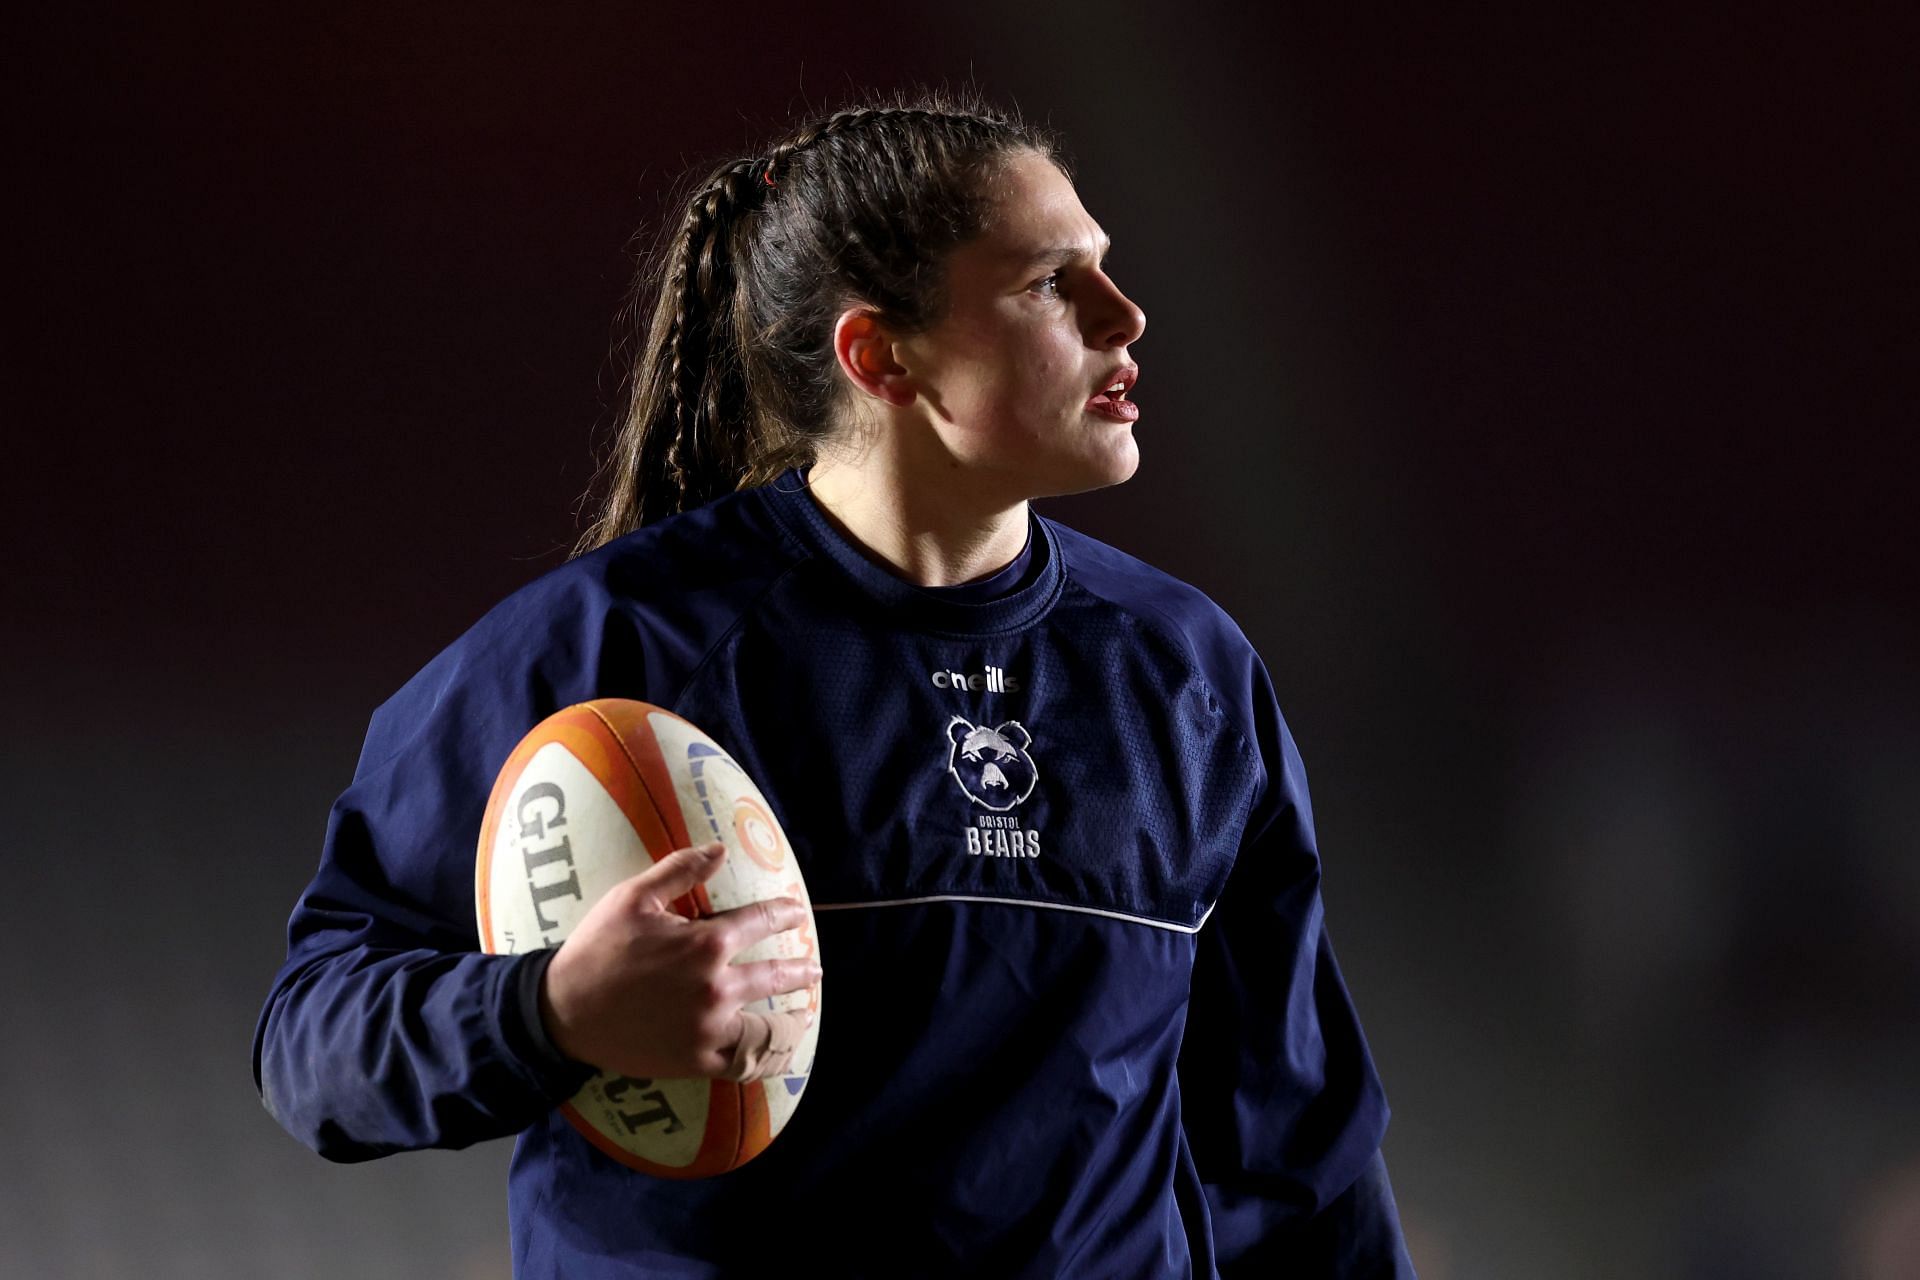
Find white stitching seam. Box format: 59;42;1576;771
811;895;1218;935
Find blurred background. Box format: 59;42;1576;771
8;2;1916;1276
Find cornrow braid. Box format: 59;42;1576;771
655;155;765;521
571;87;1069;556
759;105;980;188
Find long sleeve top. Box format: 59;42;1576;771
253;466;1414;1277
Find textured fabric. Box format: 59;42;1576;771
252;466;1411;1277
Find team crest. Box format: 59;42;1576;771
945;716;1039;812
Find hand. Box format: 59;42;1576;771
537;840;820;1082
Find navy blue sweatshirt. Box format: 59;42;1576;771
253;467;1414;1277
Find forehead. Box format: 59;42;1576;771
958;151;1108;275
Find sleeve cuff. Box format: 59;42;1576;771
500;948;597;1100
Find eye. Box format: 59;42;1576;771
1031;256;1115;298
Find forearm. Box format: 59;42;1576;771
254;944;591;1162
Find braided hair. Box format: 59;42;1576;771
569;87;1069;557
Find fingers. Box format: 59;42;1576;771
718;1006;813;1082
627;841;727;911
704;895;809;955
727;956;823;1006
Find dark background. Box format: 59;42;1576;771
10;3;1917;1276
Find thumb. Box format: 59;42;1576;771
628;840;727;914
718;1005;812;1082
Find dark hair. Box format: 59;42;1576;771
569;86;1069;557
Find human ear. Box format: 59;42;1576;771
831;308;913;408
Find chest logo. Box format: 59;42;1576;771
945;717;1039;812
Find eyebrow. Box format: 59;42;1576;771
1014;237;1113;271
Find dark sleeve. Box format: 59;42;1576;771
1176;650;1414;1276
250;617;598;1162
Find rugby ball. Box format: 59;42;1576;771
474;698;821;1177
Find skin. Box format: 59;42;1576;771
541;149;1145;1079
809;147;1148;587
541;842;821;1080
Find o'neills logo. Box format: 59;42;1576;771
930;665;1020;694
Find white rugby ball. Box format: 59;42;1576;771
474;698;821;1177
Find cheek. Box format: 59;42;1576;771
1006;329;1076;394
939;313;1078;420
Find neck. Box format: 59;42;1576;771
803;446;1029;590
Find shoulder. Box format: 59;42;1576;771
1044;516;1259;674
1046;517;1317;842
434;488;794;675
1042;515;1265;747
356;488;801;776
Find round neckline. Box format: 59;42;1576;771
756;466;1065;635
921;520;1035;601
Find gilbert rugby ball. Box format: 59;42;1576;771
474;698;821;1178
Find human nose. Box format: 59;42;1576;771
1086;269;1146;349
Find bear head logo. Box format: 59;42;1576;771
945;716;1039;812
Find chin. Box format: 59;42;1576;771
1091;434;1142;487
1029;445;1139;501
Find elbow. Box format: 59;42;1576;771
253;1032;329;1159
254;997;388;1164
257;1052;395;1164
309;1121;397;1165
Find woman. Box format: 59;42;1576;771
253;88;1415;1277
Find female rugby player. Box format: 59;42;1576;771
255;87;1414;1277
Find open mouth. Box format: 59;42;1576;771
1086;366;1138;410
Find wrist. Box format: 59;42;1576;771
509;948;595;1094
